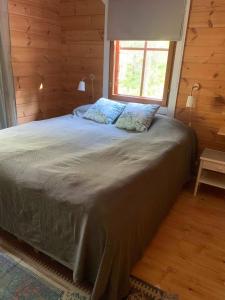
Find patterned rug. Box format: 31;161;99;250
0;244;178;300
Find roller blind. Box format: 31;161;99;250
107;0;187;41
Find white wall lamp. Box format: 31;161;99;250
77;80;85;92
186;83;201;127
77;74;96;102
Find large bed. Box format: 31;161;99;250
0;111;196;299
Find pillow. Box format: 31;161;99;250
73;104;92;117
115;103;160;132
83;98;126;124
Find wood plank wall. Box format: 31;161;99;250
60;0;105;112
8;0;64;124
58;0;225;151
176;0;225;151
8;0;104;123
8;0;225;151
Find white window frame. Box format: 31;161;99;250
101;0;191;117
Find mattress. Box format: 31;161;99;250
0;113;196;299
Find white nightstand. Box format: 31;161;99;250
194;148;225;196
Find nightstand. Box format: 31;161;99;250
194;148;225;196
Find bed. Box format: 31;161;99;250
0;110;196;299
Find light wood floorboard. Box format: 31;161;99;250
132;185;225;300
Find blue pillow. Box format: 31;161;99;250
115;103;160;132
83;98;126;124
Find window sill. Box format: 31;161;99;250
110;94;168;107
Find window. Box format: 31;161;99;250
109;41;175;106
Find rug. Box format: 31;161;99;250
0;244;178;300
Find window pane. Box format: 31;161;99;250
117;50;143;97
147;41;169;49
119;41;145;48
142;51;168;100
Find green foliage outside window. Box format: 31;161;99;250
116;41;169;100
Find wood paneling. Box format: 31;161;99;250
59;0;225;151
60;0;105;113
176;0;225;151
8;0;64;124
9;0;225;151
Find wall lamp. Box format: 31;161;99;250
186;83;201;109
77;74;96;102
186;83;201;127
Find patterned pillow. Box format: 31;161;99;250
115;103;160;132
83;98;126;124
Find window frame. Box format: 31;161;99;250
109;41;176;106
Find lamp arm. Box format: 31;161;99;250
191;83;201;96
89;74;96;102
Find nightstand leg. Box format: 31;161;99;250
194;160;203;196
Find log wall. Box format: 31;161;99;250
176;0;225;151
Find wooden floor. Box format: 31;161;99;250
133;185;225;300
1;185;225;299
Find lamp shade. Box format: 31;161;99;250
186;95;196;108
77;80;86;92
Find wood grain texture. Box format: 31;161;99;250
132;186;225;300
59;0;225;150
9;0;225;151
60;0;105;113
8;0;64;124
176;0;225;151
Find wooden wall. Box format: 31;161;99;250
176;0;225;151
9;0;104;123
58;0;225;151
8;0;225;151
60;0;105;112
8;0;64;124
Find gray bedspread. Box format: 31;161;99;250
0;114;195;299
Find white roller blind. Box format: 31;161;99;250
107;0;187;41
